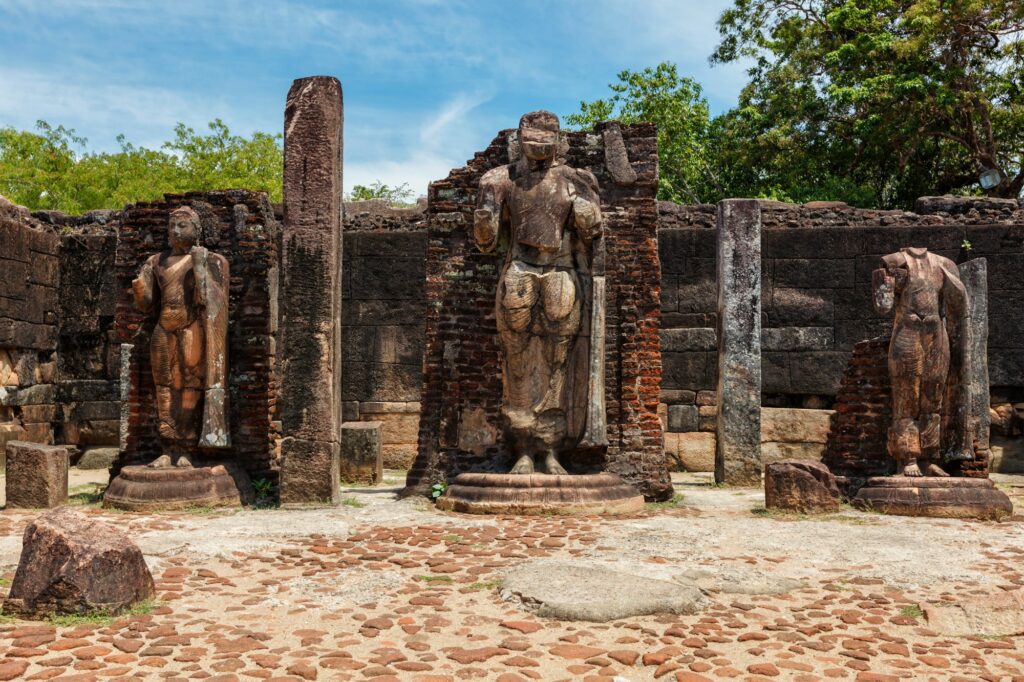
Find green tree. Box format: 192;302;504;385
0;119;283;213
346;180;415;204
713;0;1024;206
566;63;720;203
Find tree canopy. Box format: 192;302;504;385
570;1;1024;208
0;119;283;213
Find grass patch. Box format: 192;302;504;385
47;599;160;627
67;483;105;506
646;493;685;510
416;575;454;583
900;604;924;619
341;497;366;508
444;534;464;543
467;579;502;590
0;577;11;587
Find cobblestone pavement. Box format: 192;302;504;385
0;472;1022;681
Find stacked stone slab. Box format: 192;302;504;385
405;122;669;500
340;421;382;485
5;441;68;508
278;76;344;505
0;197;60;459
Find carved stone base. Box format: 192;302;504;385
436;473;644;516
853;476;1012;520
103;463;254;512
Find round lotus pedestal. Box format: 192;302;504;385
853;476;1012;520
103;463;254;512
436;473;645;515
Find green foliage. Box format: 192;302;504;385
712;0;1024;206
347;180;414;204
566;63;718;203
900;604;924;618
251;477;275;508
47;599;159;627
430;482;448;500
341;496;366;508
0;119;283;213
67;483;105;506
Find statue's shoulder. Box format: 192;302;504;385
931;253;960;276
480;164;512;186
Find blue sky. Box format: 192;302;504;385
0;0;746;197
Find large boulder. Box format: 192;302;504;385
3;507;155;619
764;459;841;513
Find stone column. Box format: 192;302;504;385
959;257;989;457
279;76;343;505
715;199;762;485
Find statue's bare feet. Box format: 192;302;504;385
924;462;950;477
148;454;172;468
544;453;568;476
175;455;193;469
509;455;535;475
902;461;922;477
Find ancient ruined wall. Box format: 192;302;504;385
406;122;669;500
0;198;60;460
341;201;427;469
659;196;1024;471
114;191;280;480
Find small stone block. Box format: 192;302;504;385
5;441;68;509
667;404;699;433
340;421;382;485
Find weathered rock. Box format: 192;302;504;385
340;421;382;485
3;507;155;619
923;591;1024;636
279;76;344;506
665;431;715;472
764;459;841;513
761;407;832;444
501;560;707;622
103;463;254;511
5;441;68;509
715;199;762;485
75;447;118;470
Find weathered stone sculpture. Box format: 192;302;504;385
131;206;230;467
104;206;250;511
849;249;1012;518
473;110;606;475
871;247;971;476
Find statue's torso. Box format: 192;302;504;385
509;166;575;267
897;251;943;321
155;253;196;331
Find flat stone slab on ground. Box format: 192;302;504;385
501;559;707;622
924;591;1024;637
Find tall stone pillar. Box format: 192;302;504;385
278;76;343;505
715;199;762;485
958;258;989;459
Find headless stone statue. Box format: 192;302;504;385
474;111;606;475
872;247;972;477
132;206;230;468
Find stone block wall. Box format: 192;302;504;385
0;198;60;461
341;202;427;469
405;122;669;500
114;191;280;481
659;197;1024;471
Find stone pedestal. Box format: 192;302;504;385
103;463;254;512
437;473;644;516
6;441;68;509
340;421;382;485
854;476;1011;519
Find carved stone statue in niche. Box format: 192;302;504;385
473;111;606;475
132;206;230;468
872;247;972;477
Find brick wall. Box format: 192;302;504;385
404;122;670;500
0;198;59;460
113;191;280;481
341;201;427;468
